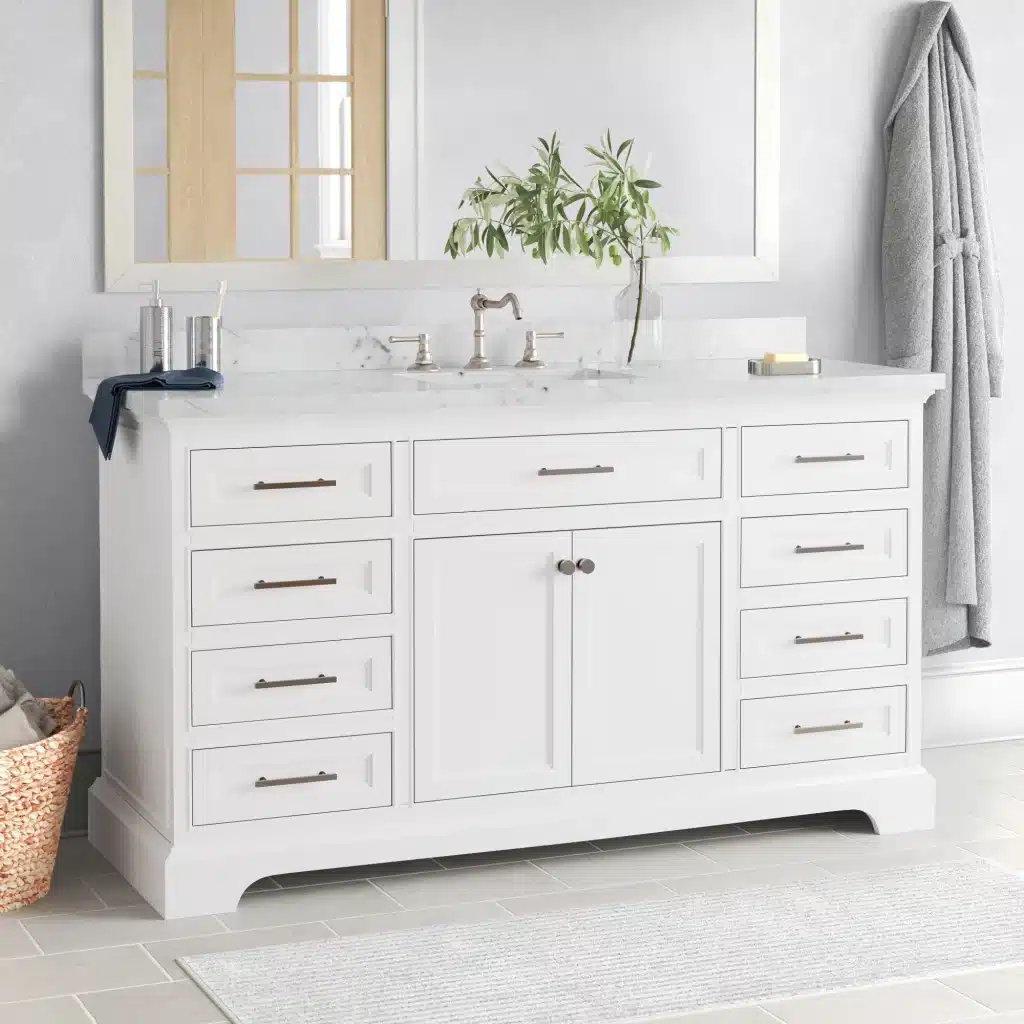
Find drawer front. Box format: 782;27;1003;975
414;430;722;514
190;444;392;527
192;733;392;825
741;510;909;588
191;541;392;627
740;599;908;678
191;638;393;726
741;686;907;768
742;421;909;496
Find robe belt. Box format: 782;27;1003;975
935;229;981;266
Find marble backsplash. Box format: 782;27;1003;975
83;317;806;382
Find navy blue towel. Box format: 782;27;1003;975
89;367;223;460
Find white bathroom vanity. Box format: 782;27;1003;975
87;354;944;918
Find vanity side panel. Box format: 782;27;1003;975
904;405;926;762
97;420;177;839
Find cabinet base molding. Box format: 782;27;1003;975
89;768;936;920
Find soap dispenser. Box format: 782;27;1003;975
139;280;173;372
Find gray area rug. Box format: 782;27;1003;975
180;859;1024;1024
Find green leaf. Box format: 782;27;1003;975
633;179;662;189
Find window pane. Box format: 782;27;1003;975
134;78;167;168
298;174;351;259
236;81;291;169
298;82;350;169
237;175;291;258
236;0;290;74
133;0;166;74
298;0;349;76
135;173;168;262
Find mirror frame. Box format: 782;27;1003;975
102;0;779;292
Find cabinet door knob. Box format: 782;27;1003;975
576;558;596;575
556;559;577;576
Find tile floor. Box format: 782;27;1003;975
3;741;1024;1024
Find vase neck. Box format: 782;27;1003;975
629;257;646;283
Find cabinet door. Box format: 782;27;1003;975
414;532;572;802
572;523;721;785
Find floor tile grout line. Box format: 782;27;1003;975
930;977;1002;1016
72;994;101;1024
365;876;411;910
269;864;447;892
755;1005;789;1023
136;941;178;982
15;919;45;956
12;925;237;959
522;858;573;888
79;877;113;911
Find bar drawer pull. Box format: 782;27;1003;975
254;770;339;789
253;576;338;591
793;720;865;736
794;631;865;646
794;543;866;555
254;674;338;691
537;465;615;477
253;478;338;491
794;454;866;464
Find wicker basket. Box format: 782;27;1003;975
0;681;88;913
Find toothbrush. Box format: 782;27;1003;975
214;280;227;320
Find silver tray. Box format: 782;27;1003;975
748;358;821;377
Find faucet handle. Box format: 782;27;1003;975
389;334;440;373
517;330;565;369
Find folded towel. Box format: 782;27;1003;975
89;367;223;460
0;665;57;751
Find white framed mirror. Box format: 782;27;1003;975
103;0;779;291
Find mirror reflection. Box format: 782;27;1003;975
129;0;756;265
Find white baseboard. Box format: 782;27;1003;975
923;657;1024;748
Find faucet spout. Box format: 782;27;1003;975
499;292;524;321
467;290;525;370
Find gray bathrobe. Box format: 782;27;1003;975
883;1;1003;654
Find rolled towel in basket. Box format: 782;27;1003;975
0;666;57;751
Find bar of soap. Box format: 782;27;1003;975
762;352;810;364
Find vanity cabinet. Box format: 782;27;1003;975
87;358;944;919
413;523;720;801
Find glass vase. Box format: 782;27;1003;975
612;258;663;369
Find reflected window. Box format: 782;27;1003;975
131;0;385;263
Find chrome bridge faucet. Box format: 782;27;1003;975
467;290;523;370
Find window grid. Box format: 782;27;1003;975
133;0;381;263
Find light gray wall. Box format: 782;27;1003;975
1;1;1021;749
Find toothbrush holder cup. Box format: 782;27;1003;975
186;316;222;372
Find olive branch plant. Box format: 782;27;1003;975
444;133;678;364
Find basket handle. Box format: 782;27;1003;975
68;680;86;710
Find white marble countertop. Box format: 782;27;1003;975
84;359;945;426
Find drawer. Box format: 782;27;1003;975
414;430;722;514
741;510;909;588
191;638;393;726
740;599;907;678
190;444;392;527
192;733;392;825
741;421;909;496
741;687;907;768
191;541;392;627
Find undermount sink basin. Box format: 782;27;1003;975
390;365;643;390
